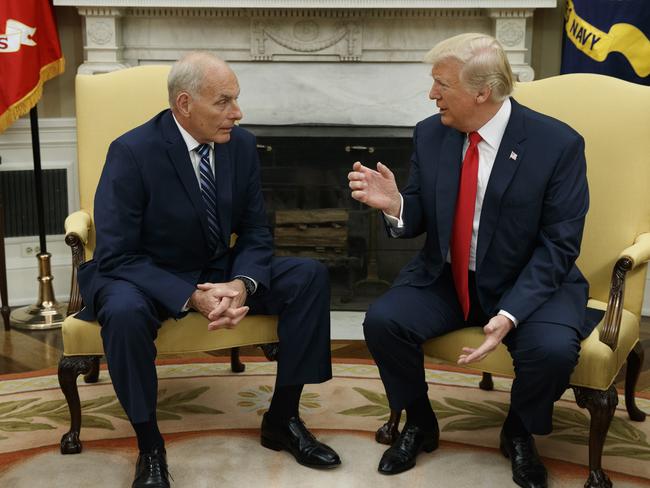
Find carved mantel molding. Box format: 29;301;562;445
55;0;554;77
52;0;555;126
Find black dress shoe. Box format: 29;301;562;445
260;413;341;469
378;423;439;475
132;447;170;488
500;429;548;488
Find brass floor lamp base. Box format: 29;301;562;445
10;252;67;330
10;301;67;330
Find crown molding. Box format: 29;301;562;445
54;1;556;9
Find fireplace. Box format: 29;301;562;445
249;126;424;309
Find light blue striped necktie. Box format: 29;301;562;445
195;143;220;251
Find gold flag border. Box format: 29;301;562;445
565;0;650;78
0;56;65;134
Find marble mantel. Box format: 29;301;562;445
54;0;556;126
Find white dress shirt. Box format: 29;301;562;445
384;99;518;325
172;113;216;183
172;114;258;304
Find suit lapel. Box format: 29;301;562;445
162;111;213;245
214;143;232;246
435;130;464;258
475;99;527;269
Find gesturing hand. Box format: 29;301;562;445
457;314;514;365
190;280;249;331
348;161;401;217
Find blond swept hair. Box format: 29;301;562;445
424;33;514;102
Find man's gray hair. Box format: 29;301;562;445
424;33;514;102
167;52;223;108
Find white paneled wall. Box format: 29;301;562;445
0;117;78;305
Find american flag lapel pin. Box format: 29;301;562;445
509;151;518;161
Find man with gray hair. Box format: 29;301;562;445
349;33;598;488
77;52;341;488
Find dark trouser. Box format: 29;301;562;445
97;257;332;424
363;265;580;435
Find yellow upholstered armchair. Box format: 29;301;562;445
376;74;650;488
58;66;279;455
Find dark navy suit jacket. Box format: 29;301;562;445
77;109;273;320
392;98;595;337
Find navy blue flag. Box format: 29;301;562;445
561;0;650;85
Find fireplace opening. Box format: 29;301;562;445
249;126;426;311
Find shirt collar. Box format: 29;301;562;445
475;97;512;149
172;112;213;153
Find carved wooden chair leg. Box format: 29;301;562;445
0;307;8;331
230;347;245;373
624;342;646;421
572;385;618;488
479;372;494;391
58;355;101;454
375;409;401;445
83;356;101;383
260;343;280;362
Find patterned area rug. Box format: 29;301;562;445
0;358;649;487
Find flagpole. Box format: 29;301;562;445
9;106;67;329
0;192;10;330
30;106;47;253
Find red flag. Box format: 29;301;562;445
0;1;65;133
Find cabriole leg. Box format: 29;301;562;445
58;355;101;454
624;342;646;421
572;385;618;488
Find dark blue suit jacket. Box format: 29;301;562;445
392;98;594;337
77;109;273;320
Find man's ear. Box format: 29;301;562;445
176;92;191;117
476;85;492;104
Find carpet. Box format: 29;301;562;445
0;358;649;487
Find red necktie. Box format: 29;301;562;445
450;131;482;320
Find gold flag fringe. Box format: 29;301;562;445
0;56;65;134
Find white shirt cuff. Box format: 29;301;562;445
498;309;519;328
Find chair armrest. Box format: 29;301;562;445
64;210;92;316
600;233;650;350
65;210;92;246
619;233;650;269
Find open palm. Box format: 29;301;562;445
348;161;401;216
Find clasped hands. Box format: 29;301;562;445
348;160;515;365
189;279;249;331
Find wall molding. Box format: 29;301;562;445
55;1;557;8
0;117;77;151
124;8;486;18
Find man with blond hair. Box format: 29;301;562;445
78;52;341;487
349;33;599;488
